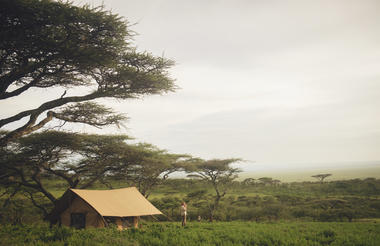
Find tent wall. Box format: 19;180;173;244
60;196;105;228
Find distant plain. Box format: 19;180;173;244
239;161;380;182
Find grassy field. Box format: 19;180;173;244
1;222;380;246
240;166;380;182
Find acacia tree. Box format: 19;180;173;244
242;178;256;186
118;144;191;198
0;131;154;217
0;0;176;145
258;177;274;186
312;174;332;183
186;158;241;222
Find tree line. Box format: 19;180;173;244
0;131;241;222
151;178;380;223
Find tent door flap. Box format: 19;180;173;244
71;213;86;229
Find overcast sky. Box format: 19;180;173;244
3;0;380;171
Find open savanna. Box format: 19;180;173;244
239;165;380;182
2;176;379;246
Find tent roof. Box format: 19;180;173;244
69;187;162;217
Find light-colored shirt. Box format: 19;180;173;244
180;205;187;216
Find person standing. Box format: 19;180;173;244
180;202;187;227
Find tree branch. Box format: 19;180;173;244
42;167;76;188
0;74;44;100
0;58;53;96
25;190;49;218
0;92;101;129
0;92;102;145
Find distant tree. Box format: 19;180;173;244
312;174;332;183
337;208;355;222
186;190;208;201
262;204;283;221
249;207;264;222
312;198;347;211
362;178;379;196
185;189;209;216
159;197;182;220
242;178;256;186
0;0;176;146
186;158;241;222
258;177;273;186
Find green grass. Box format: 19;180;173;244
1;222;379;246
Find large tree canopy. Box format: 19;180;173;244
0;131;188;217
0;132;135;202
0;0;176;145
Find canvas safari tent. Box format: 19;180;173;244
49;187;162;229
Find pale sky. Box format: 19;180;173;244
2;0;380;171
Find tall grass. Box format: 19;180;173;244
1;222;379;246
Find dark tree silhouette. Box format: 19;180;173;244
312;174;332;183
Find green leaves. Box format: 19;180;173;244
54;102;127;128
185;158;242;182
0;0;177;144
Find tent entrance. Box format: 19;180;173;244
71;213;86;229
